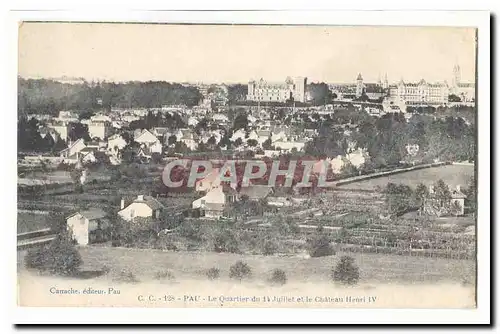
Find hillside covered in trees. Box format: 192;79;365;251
17;78;203;117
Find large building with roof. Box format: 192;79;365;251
450;64;475;102
387;79;450;105
386;64;475;106
247;77;307;103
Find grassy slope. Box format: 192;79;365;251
17;212;50;234
339;165;474;191
32;246;475;285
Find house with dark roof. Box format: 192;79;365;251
118;195;165;221
66;209;110;245
238;185;274;201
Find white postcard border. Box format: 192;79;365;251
5;9;491;325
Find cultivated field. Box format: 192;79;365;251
17;212;50;234
338;165;474;191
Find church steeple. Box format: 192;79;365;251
383;73;389;89
452;64;461;87
356;73;364;98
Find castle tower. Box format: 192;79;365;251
293;77;307;103
356;73;364;98
383;73;389;90
452;64;461;87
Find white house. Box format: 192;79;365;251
230;129;246;142
66;209;109;245
179;129;198;150
118;195;165;221
329;156;345;174
107;134;127;155
39;127;60;143
273;139;306;152
48;122;70;141
271;131;287;143
451;186;467;216
57;111;79;123
88;121;111;140
134;129;159;145
81;150;97;164
346;148;369;168
192;186;226;219
195;168;221;192
238;185;274;201
90;114;112;123
60;138;86;159
134;129;163;154
212;113;229;124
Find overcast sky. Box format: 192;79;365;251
18;23;476;84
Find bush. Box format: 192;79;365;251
229;261;252;281
307;233;335;258
206;267;220;280
178;221;204;242
269;269;287;286
113;269;140;283
154;270;175;281
262;239;278;256
25;235;82;275
332;256;360;285
213;229;240;253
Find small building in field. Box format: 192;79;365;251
118;195;165;221
450;186;467;216
426;184;467;216
192;186;230;219
66;209;110;245
238;185;274;201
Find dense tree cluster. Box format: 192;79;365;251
227;84;248;104
18;78;203;117
305;112;475;168
307;82;336;105
18;117;67;153
383;178;472;217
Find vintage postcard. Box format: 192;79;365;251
13;10;490;324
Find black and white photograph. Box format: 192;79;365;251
11;11;490;323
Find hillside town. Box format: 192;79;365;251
17;23;477;297
18;66;476;255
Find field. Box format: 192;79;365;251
17;212;50;234
338;164;474;191
17;247;476;308
18;245;475;284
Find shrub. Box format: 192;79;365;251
307;233;335;258
262;239;278;256
206;267;220;280
154;270;175;281
229;261;252;281
269;269;287;286
332;256;360;285
113;269;140;283
25;235;83;276
178;221;204;242
213;229;240;253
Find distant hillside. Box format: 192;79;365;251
17;77;203;117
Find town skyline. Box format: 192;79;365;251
18;23;476;85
